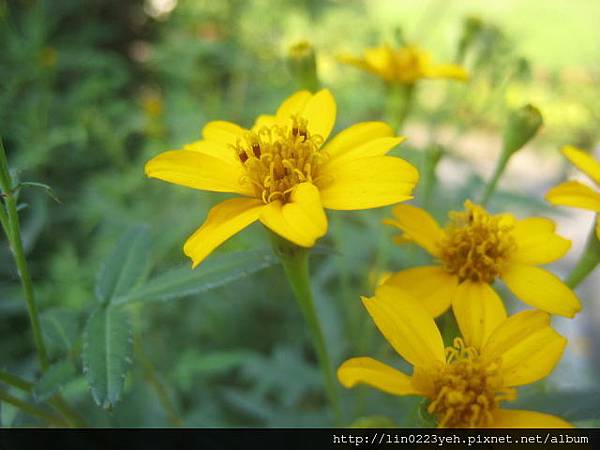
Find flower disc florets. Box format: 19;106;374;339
234;116;328;204
439;201;516;283
428;338;516;428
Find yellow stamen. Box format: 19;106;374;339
428;338;516;428
438;201;516;283
233;116;327;203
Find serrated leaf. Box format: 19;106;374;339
112;249;278;305
82;305;132;409
95;225;151;304
33;360;77;402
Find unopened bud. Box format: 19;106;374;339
287;40;319;92
503;104;543;155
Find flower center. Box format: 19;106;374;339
234;117;327;204
428;338;516;428
438;201;516;283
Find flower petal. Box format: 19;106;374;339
275;90;312;122
491;409;572;428
383;266;457;317
424;64;469;81
511;217;571;265
364;46;395;80
363;284;446;368
318;156;419;210
501;265;581;318
259;182;327;247
337;357;422;396
323;121;395;160
451;281;507;350
482;310;567;387
252;114;278;130
145;150;253;196
545;180;600;211
302;89;337;142
183;140;239;164
562;145;600;185
327;136;406;165
183;198;264;268
202;120;247;147
383;204;444;256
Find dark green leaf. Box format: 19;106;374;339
95;225;151;304
82;306;132;409
113;249;278;305
33;360;77;402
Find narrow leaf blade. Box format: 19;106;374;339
113;249;278;305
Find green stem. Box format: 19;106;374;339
566;222;600;289
0;142;49;371
0;387;67;427
480;150;510;207
0;369;83;427
386;83;416;132
420;145;444;210
270;234;342;424
0;140;83;427
134;337;183;427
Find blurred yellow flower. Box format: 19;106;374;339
546;145;600;239
145;89;418;267
384;201;580;332
339;44;468;85
338;288;571;428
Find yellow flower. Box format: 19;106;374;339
383;201;580;334
339;44;468;85
145;90;419;267
546;145;600;239
338;287;571;428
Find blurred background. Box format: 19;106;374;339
0;0;599;427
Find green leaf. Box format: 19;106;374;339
33;360;77;402
40;308;80;355
95;225;151;304
112;249;278;305
82;305;132;409
18;181;61;203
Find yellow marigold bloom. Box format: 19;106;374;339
338;287;571;428
383;201;581;330
546;145;600;239
339;44;468;84
145;90;419;267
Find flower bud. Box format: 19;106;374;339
287;40;319;92
502;104;543;156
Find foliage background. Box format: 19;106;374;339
0;0;599;427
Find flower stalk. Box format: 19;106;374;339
386;83;416;131
270;233;341;424
0;139;83;427
566;221;600;289
0;140;49;371
481;104;543;206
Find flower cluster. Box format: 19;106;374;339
146;77;588;427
